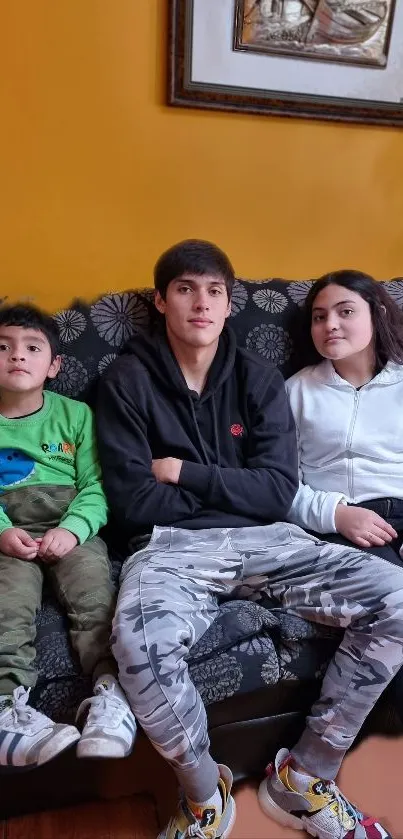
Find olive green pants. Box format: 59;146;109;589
0;486;116;695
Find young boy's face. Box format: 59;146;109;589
0;325;60;395
155;274;231;351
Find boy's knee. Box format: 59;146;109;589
367;571;403;634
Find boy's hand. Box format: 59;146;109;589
335;504;397;548
37;528;78;562
0;528;39;560
152;457;183;485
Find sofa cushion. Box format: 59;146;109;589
32;570;339;722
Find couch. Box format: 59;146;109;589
1;277;402;818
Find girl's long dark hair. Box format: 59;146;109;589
300;270;403;370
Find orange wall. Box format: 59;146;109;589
1;1;403;311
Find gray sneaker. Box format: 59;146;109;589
258;748;391;838
0;687;80;768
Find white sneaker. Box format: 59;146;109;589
0;686;80;768
76;676;137;759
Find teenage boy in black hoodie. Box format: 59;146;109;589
96;240;402;839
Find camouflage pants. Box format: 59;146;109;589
113;522;403;788
0;486;116;695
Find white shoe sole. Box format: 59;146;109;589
221;796;236;838
157;796;236;839
76;738;132;759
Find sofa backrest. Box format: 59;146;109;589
48;277;403;402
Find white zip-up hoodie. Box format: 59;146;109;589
285;359;403;534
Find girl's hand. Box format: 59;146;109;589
335;504;397;548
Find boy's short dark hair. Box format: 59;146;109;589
0;303;60;359
154;239;235;300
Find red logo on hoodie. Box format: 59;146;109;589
230;423;244;437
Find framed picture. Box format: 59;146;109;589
234;0;396;68
168;0;403;125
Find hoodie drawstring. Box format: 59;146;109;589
211;395;221;467
188;395;221;467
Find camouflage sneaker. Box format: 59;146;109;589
158;764;236;839
258;748;391;838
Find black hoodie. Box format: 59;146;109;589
96;325;298;543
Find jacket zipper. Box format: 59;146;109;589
346;390;359;498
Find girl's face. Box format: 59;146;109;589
311;284;374;363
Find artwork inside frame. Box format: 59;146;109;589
233;0;396;68
168;0;403;126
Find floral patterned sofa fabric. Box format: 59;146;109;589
33;278;402;723
48;279;314;401
48;278;403;400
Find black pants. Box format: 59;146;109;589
315;498;403;723
312;497;403;567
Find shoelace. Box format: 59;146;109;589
9;687;33;726
1;686;45;730
324;781;358;829
166;802;219;839
186;821;216;838
78;684;124;726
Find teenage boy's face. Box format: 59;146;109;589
155;274;231;350
0;326;60;394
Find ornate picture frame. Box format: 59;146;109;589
168;0;403;126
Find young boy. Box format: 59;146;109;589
0;304;136;768
96;240;402;839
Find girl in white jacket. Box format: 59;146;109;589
286;269;403;565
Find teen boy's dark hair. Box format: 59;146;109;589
0;303;60;359
154;239;235;301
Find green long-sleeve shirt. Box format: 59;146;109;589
0;391;108;543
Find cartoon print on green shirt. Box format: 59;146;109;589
0;449;36;490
